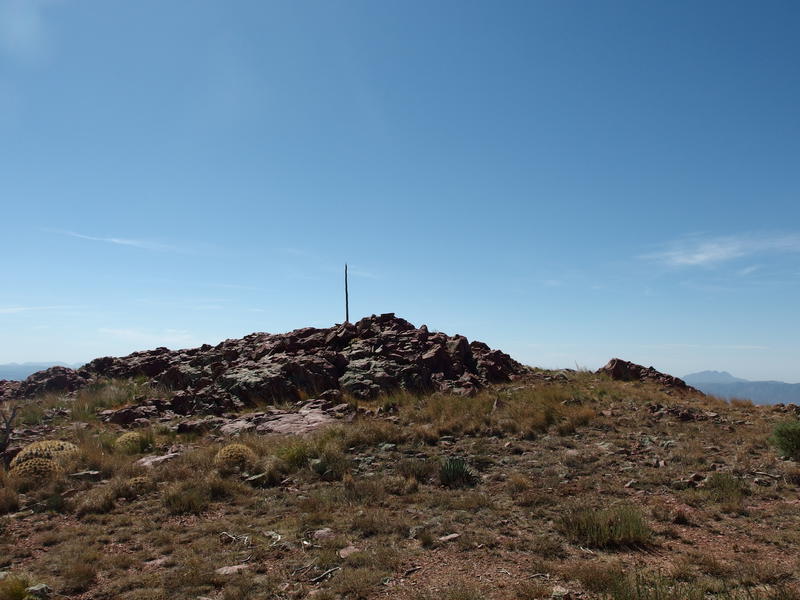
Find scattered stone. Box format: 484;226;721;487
312;528;335;540
135;452;181;468
215;564;251;576
68;470;102;481
551;585;570;599
24;583;53;599
338;545;360;559
437;533;461;543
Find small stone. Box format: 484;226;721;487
215;564;251;576
25;584;53;599
135;452;180;468
313;528;335;540
68;470;102;481
437;533;460;543
144;557;170;568
551;585;570;599
338;545;360;559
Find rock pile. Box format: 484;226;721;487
597;358;699;394
2;314;526;415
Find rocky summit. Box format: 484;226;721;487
0;314;525;413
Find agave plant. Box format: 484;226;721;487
439;456;479;488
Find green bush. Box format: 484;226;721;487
771;420;800;460
559;505;651;549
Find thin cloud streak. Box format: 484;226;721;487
641;233;800;267
47;229;184;253
0;305;74;314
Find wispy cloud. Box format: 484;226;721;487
642;233;800;267
738;265;760;276
0;305;73;314
48;229;184;253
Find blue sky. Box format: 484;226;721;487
1;1;799;382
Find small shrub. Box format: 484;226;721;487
439;457;478;488
396;457;436;482
60;551;99;593
162;481;209;515
514;581;550;600
559;504;652;548
247;456;288;488
351;508;407;537
75;485;117;515
702;472;748;513
771;420;800;460
0;485;20;514
330;567;385;600
343;474;386;504
506;472;532;493
568;560;626;592
310;446;349;481
115;475;156;499
275;439;312;470
0;573;32;600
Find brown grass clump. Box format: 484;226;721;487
162;481;210;515
559;504;652;549
0;573;33;600
0;482;20;514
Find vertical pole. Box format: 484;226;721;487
344;263;350;323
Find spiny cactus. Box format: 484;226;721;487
9;440;78;469
114;432;149;454
439;457;479;488
213;443;257;475
10;456;61;482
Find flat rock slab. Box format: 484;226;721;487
215;564;251;576
255;408;340;435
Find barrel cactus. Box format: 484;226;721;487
114;432;148;454
214;443;257;475
9;440;78;469
10;456;62;482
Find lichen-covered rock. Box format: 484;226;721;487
114;432;148;454
9;440;78;469
214;443;257;475
10;456;61;482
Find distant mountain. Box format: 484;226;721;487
683;370;747;384
684;371;800;405
0;362;82;381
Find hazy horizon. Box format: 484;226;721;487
2;1;799;382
